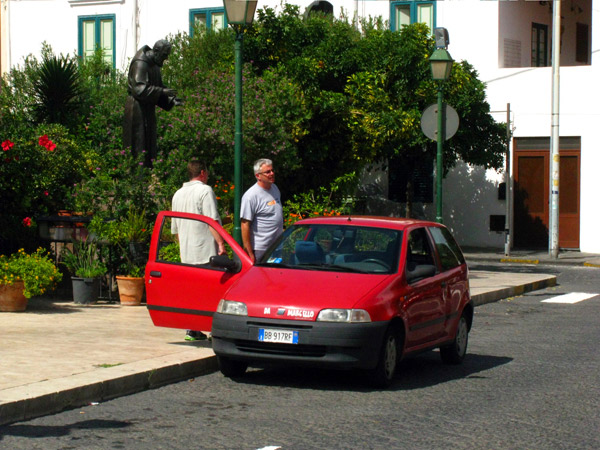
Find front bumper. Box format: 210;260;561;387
211;313;389;370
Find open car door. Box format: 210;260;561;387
145;211;252;332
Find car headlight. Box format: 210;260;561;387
316;309;371;323
217;299;248;316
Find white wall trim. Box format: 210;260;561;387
69;0;124;7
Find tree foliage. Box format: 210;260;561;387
0;7;507;252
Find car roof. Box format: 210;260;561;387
293;215;441;231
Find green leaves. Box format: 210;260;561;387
61;240;107;278
33;55;82;126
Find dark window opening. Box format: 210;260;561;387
490;215;506;232
389;156;434;204
306;1;333;16
576;23;589;64
498;182;506;200
531;22;548;67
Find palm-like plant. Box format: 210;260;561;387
33;55;82;125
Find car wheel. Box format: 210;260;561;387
367;326;399;388
218;356;248;378
440;314;469;365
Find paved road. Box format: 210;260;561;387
1;266;598;449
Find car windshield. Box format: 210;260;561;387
257;224;402;275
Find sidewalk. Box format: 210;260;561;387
0;259;580;426
462;247;600;268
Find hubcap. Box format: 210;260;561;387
384;335;397;379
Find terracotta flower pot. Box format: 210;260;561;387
0;281;28;312
115;276;144;306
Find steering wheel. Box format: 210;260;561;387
362;259;391;270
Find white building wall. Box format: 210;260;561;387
2;0;600;251
435;0;600;252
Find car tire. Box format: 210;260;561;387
218;356;248;378
367;326;399;388
440;314;469;365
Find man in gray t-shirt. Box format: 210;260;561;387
240;158;283;262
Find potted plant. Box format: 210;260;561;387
88;207;151;306
0;248;63;311
61;239;107;304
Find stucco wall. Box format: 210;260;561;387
3;0;600;251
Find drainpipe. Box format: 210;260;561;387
134;0;139;51
504;103;511;256
549;0;561;258
4;0;11;74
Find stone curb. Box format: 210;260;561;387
471;276;557;307
499;258;540;265
0;352;218;426
467;256;600;268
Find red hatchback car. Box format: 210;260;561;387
146;213;472;387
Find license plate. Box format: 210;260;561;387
258;328;299;344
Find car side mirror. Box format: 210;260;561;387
210;254;241;273
406;264;436;283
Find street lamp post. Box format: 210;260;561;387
429;39;453;224
223;0;257;244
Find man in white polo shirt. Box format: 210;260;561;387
172;158;225;341
240;158;284;263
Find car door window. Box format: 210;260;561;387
406;227;436;274
428;226;465;271
156;216;235;268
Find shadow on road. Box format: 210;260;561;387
0;419;132;440
229;351;512;392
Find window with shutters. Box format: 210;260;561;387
78;15;115;67
390;1;435;32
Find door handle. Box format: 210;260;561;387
149;271;162;278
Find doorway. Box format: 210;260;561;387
513;137;580;249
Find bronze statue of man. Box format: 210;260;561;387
123;39;183;167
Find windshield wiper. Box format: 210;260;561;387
325;264;367;273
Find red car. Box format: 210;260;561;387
146;213;472;387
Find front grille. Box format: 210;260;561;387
246;320;313;330
234;340;326;357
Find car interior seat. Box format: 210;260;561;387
295;240;325;265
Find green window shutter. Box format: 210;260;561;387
190;8;226;36
100;19;114;64
416;4;434;31
395;5;410;29
211;11;225;29
194;13;207;28
390;1;436;32
82;20;96;60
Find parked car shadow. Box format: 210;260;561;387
231;351;513;392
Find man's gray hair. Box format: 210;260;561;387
253;158;273;175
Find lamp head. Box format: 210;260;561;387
223;0;258;26
429;48;454;81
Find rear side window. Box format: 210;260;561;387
428;226;465;271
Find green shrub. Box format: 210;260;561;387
0;248;62;298
61;240;107;278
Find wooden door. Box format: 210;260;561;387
513;148;580;249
